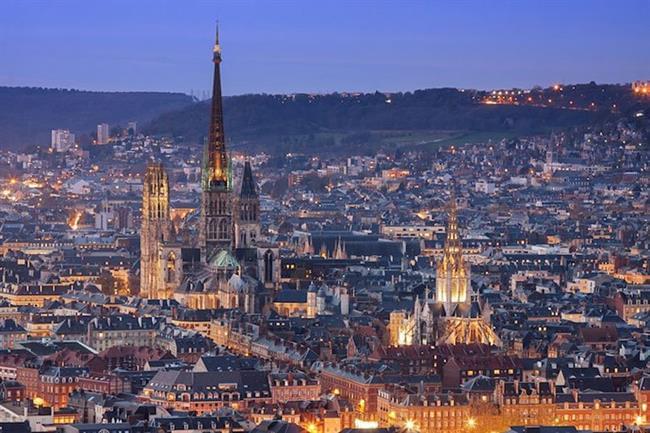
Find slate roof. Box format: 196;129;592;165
146;370;271;397
196;355;259;372
461;375;496;392
251;420;304;433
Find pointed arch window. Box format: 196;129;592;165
166;252;176;283
264;249;274;283
208;219;218;239
218;219;229;239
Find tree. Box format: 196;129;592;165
96;270;117;295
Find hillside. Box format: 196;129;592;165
144;85;633;154
0;87;194;150
3;83;647;154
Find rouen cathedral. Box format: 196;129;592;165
139;27;279;310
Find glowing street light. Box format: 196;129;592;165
466;417;477;429
404;419;417;431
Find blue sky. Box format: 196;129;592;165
0;0;648;95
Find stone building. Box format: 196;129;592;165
388;193;500;347
139;162;182;299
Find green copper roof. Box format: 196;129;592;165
208;249;239;269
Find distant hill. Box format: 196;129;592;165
3;83;646;154
0;87;193;150
144;85;632;154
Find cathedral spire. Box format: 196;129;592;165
204;21;228;190
200;26;233;258
214;21;220;50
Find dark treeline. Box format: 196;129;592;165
145;86;629;152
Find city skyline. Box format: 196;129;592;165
1;0;649;95
0;6;649;433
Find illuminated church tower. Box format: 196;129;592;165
140;162;173;298
200;25;233;260
435;192;501;346
435;191;470;315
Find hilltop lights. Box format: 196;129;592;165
632;81;650;95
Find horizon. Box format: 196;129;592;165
1;79;643;99
1;0;649;96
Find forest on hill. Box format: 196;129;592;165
145;86;622;153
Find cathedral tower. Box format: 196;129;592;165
234;161;260;248
200;24;233;260
140;162;172;298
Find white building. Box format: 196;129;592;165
567;277;597;294
475;179;496;194
65;179;91;195
0;402;58;432
97;123;110;144
381;225;444;240
51;129;75;152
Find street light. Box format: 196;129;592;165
466;418;477;430
404;419;417;431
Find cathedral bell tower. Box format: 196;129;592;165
200;24;233;260
140;162;172;298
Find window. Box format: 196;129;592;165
208;219;217;239
218;219;228;239
166;252;176;282
264;250;275;283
